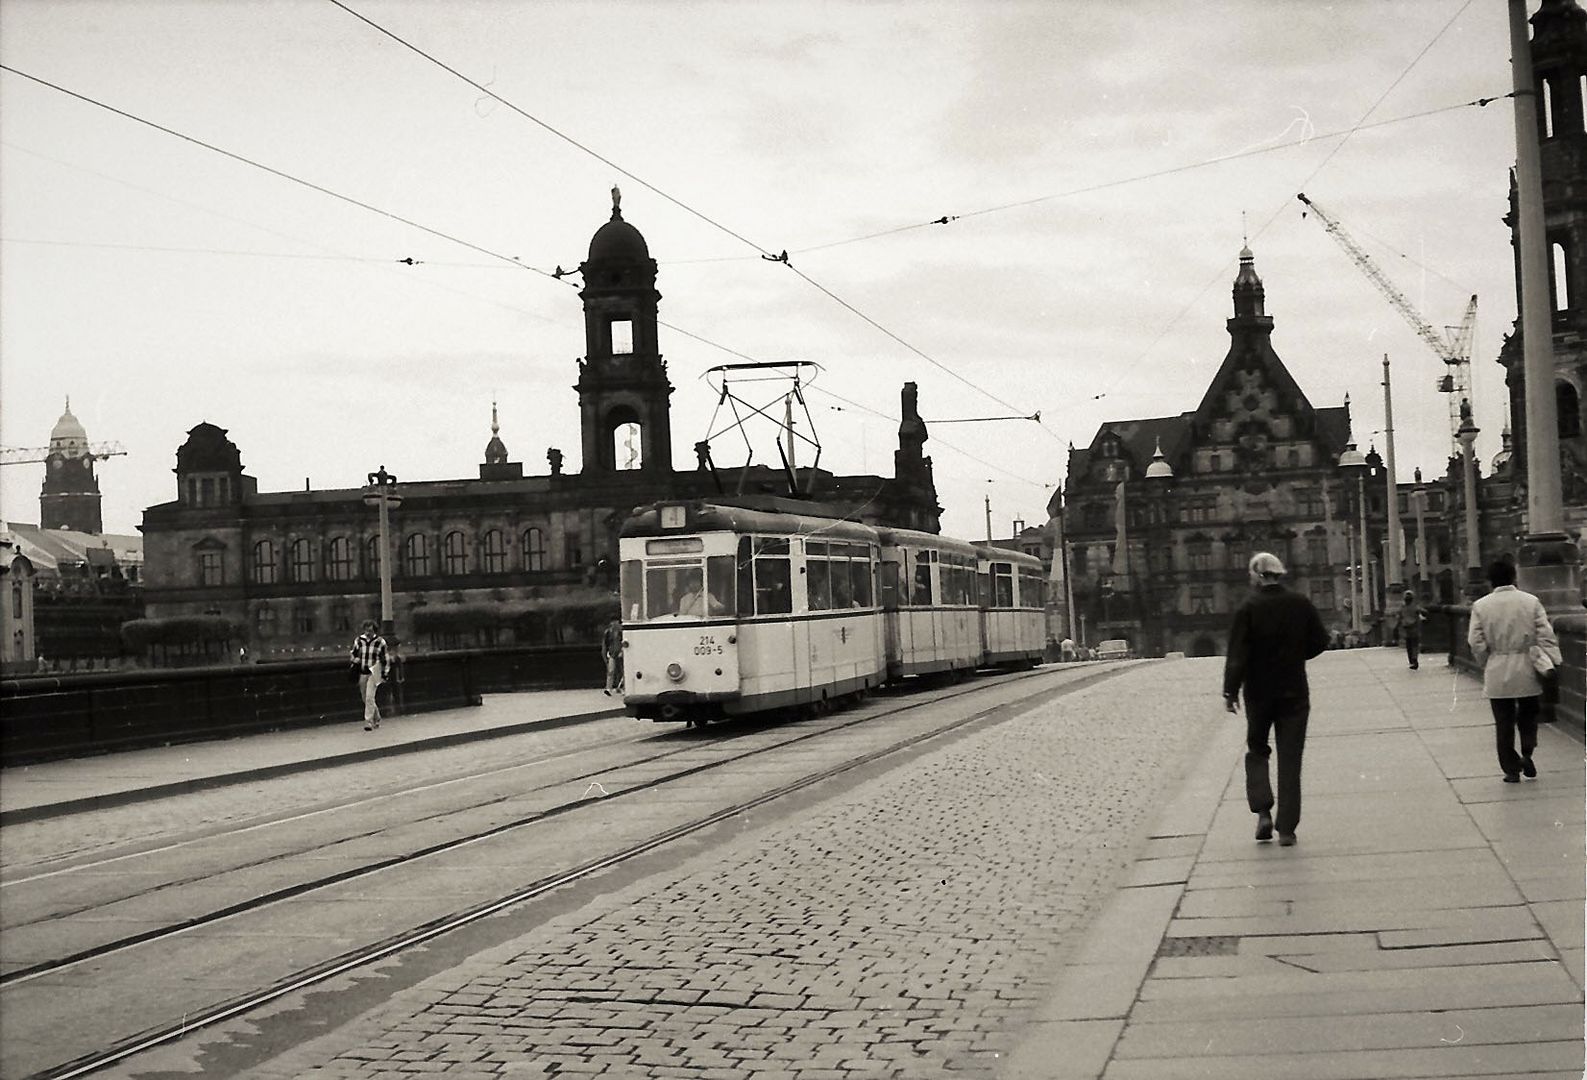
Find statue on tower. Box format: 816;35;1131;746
611;185;621;217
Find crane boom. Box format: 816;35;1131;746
0;441;128;466
1297;192;1477;453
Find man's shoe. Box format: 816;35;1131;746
1521;756;1537;779
363;722;372;731
1277;832;1296;847
1502;773;1520;783
1255;811;1273;842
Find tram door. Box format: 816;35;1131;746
879;559;901;664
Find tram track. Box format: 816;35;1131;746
8;662;1135;1080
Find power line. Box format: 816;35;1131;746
0;63;570;287
325;0;775;261
1088;0;1485;408
325;0;1046;425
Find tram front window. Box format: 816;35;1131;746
643;557;735;619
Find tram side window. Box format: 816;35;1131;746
993;563;1015;608
850;556;873;607
737;538;755;617
753;537;792;615
911;551;933;605
807;557;831;610
621;560;643;621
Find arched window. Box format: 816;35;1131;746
442;531;469;576
1559;381;1582;439
252;540;277;585
613;422;643;470
523;527;547;571
404;533;429;577
482;529;507;573
289;539;315;583
1553;241;1571;311
327;537;353;581
364;535;382;580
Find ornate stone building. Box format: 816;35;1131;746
1487;0;1587;556
1056;247;1363;657
139;192;942;658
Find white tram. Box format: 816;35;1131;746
876;528;984;680
619;501;886;724
619;500;1050;725
974;543;1047;669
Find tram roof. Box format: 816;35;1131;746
973;541;1044;569
620;499;880;543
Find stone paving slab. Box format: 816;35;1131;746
1003;647;1584;1080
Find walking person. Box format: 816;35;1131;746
350;619;390;731
1397;590;1427;670
1223;552;1330;847
1468;560;1562;783
601;616;624;697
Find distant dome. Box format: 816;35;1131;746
50;398;88;456
588;214;650;263
586;185;650;263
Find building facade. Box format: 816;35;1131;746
1489;0;1587;562
1057;248;1364;657
138;192;942;659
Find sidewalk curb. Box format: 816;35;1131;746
0;706;626;826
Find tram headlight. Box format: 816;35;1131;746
666;662;685;682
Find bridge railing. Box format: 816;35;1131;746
0;644;604;767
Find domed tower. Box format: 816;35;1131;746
40;398;103;533
174;422;251;508
574;186;674;474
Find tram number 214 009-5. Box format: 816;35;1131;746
694;636;725;656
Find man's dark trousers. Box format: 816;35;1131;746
1245;693;1309;835
1405;632;1421;669
1489;696;1540;777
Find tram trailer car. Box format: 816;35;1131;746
973;543;1047;669
618;502;887;724
875;528;984;681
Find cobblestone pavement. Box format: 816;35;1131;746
208;661;1219;1079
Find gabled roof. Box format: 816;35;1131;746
1;522;143;574
1067;413;1193;484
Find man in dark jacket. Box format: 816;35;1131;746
1223;552;1330;846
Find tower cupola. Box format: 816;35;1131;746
1232;244;1266;318
575;187;674;474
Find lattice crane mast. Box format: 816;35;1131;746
1297;193;1478;453
0;442;127;466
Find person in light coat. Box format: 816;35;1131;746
1468;560;1562;782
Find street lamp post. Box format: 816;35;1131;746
1381;356;1406;622
363;466;402;645
1456;403;1485;599
1339;442;1368;636
1412;468;1429;598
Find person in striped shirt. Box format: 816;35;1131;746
350;620;390;731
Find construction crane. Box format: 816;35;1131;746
0;441;127;466
1297;192;1478;454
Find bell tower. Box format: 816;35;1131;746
575;187;674;474
40;398;103;534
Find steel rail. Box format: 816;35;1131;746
29;663;1131;1080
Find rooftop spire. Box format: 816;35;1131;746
611;184;622;219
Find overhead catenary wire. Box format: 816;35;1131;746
1086;0;1485;409
325;0;1049;427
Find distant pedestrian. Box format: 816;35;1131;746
1223;552;1329;847
601;617;624;697
1396;590;1427;669
349;620;390;731
1060;637;1076;662
1468;560;1561;783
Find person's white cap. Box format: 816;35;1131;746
1248;551;1285;578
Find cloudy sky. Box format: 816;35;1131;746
0;0;1528;540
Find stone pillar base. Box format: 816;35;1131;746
1517;532;1585;617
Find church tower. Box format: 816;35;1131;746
40;398;103;534
575;187;674;474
